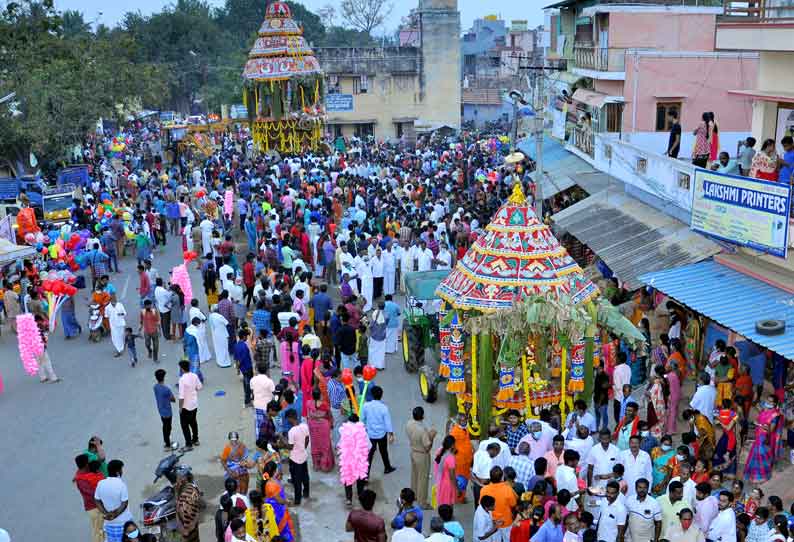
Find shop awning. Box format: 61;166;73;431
551;188;721;290
639;260;794;361
572;88;624;109
518;136;616;199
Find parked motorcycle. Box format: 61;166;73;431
140;453;190;539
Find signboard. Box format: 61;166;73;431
326;93;354;112
229;104;248;120
691;169;791;258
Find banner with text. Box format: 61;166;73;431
326;93;354;112
691;169;791;258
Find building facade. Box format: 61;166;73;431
316;0;461;141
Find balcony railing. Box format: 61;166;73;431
573;46;626;72
572;125;595;158
723;0;794;21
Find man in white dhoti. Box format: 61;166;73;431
188;299;212;363
199;216;214;258
209;306;231;367
104;295;127;357
384;294;401;354
383;243;396;297
399;240;415;293
358;253;374;312
416;240;433;272
368;302;388;370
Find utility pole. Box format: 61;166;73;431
508;53;565;221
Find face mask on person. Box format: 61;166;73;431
532;431;542;440
762;401;773;409
676;454;686;461
127;530;139;539
680;519;693;530
661;444;672;451
640;430;649;437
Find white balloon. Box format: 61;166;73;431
0;528;11;542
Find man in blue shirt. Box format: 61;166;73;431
153;369;176;450
360;385;396;476
779;136;794;184
383;294;401;354
531;503;563;542
234;329;254;407
391;488;424;532
309;284;332;338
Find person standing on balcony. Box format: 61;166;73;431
666;110;682;159
692;113;711;168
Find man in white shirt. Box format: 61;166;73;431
471;443;501;506
199;216;214;257
689;373;717;422
434;242;452;270
477;425;511;469
94;459;134;542
564;399;598;439
474;495;500;542
694;482;719;535
597;481;628;542
668;461;697;508
219;261;235;292
624;478;661;542
392;512;425;542
520;421;553;461
416;241;433;272
555;450;582;512
154;278;173;339
587;429;621;488
619;436;652;497
426;517;454;542
612;353;632;423
565;426;594;471
706;492;736;542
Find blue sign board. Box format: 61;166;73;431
229;104;248;120
691;169;791;258
326;93;354;112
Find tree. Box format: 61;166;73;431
60;9;91;38
339;0;392;35
320;26;377;47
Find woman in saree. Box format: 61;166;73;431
219;432;250;494
262;461;294;542
713;399;739;476
651;334;671;369
60;294;82;338
683;408;715;464
750;139;780;180
646;368;667;440
92;285;111;333
735;364;754;420
667;338;689;381
313;357;331;407
306;388;335;472
448;413;473;504
684;315;701;374
245;489;279;542
714;355;735;407
650;434;676;495
665;360;682;434
744;394;783;483
434;435;458;507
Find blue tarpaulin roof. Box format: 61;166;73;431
640;260;794;361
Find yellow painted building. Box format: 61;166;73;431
316;0;461;140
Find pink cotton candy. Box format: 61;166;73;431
171;263;193;306
224;189;234;218
337;421;370;486
16;313;44;376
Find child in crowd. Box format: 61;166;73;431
124;326;141;367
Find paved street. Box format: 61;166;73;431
0;235;461;541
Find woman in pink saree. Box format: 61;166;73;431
665;360;681;435
646;370;667;440
744;394;783;483
299;346;316;417
306;388;335;472
434;435;458;507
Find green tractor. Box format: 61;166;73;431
401;270;451;403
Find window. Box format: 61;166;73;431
354;123;373;138
636;157;647;174
353;75;368;94
604;103;622;132
655;102;681;131
395;122;404;138
677;171;691;190
333;125;342;138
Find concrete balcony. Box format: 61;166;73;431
572;45;626;80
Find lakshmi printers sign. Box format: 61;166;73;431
691;169;791;258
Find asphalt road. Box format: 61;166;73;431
0;232;466;541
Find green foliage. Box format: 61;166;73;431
0;0;168;164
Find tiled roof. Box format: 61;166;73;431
461;88;504;105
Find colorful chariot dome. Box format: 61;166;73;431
436;183;599;312
242;1;322;81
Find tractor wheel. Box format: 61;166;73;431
419;369;438;403
403;325;425;373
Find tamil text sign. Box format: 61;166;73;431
691;169;791;258
326;93;354;112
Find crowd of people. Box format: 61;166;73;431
26;117;791;542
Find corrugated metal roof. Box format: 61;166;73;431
518;136;617;198
552;189;722;289
639;261;794;361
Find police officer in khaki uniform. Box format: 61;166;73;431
405;406;436;508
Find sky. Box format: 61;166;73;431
54;0;544;34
